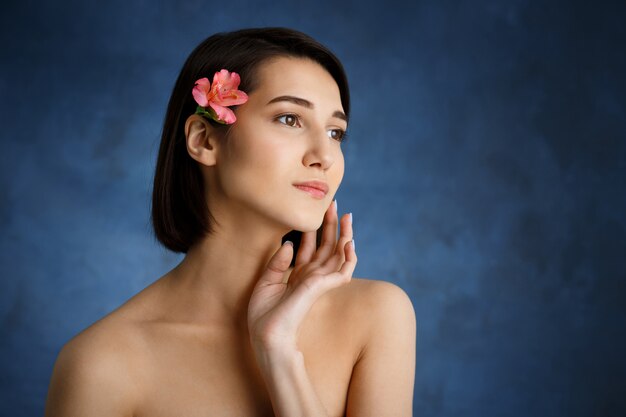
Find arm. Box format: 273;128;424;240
253;346;329;416
247;201;356;416
346;280;417;416
44;336;138;417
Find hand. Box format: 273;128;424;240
247;200;357;354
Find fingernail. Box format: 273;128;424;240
349;212;353;224
351;238;356;251
334;199;338;212
284;240;293;247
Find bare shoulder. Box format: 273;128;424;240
325;277;416;350
57;291;151;369
45;306;145;416
339;278;417;416
334;277;415;322
354;277;416;346
59;309;146;366
347;277;412;299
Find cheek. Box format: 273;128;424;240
231;130;290;172
219;127;292;194
331;149;345;187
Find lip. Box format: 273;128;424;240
293;180;329;199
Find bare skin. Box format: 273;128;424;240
45;57;416;416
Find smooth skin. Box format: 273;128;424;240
44;56;416;416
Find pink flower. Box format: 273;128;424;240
192;69;248;124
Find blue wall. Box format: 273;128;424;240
1;1;625;416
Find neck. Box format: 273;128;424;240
160;215;293;331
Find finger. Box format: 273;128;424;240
293;240;356;302
336;239;357;279
257;241;294;287
320;212;353;273
295;230;316;267
333;212;354;262
284;240;357;326
311;200;338;263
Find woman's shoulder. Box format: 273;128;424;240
54;300;149;383
50;278;162;390
334;277;414;314
62;307;144;356
314;277;415;371
61;277;159;352
46;305;146;415
323;280;416;414
323;277;416;339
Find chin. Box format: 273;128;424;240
286;210;324;233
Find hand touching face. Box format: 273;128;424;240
247;199;356;353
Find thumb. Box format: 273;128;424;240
259;241;294;286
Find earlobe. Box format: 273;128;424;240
184;114;219;166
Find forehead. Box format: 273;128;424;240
250;56;343;110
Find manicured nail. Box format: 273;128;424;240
334;199;338;212
284;240;293;247
349;212;353;224
351;239;356;250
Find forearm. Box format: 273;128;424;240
254;347;328;417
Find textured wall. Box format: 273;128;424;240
1;1;625;416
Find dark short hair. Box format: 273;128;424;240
150;27;351;255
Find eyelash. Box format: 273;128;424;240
275;113;348;143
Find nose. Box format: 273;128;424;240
302;126;335;170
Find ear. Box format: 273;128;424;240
184;114;220;167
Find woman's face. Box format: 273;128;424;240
211;56;347;232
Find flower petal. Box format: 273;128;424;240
214;90;249;107
192;78;211;107
209;102;236;124
213;69;241;92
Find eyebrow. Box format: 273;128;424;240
266;95;347;122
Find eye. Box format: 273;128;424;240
276;113;301;128
328;128;348;143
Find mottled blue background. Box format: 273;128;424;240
1;0;625;416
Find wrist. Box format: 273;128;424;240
250;333;299;357
253;343;303;373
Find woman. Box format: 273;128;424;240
45;27;416;416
